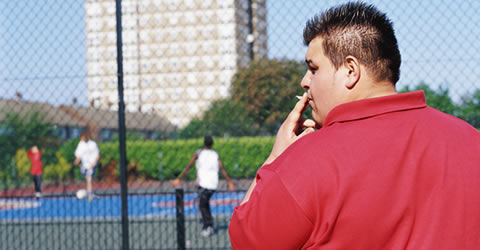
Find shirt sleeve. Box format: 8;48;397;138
229;167;313;249
74;143;83;158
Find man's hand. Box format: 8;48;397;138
171;178;181;187
264;93;317;165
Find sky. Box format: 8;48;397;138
0;0;479;106
0;0;87;105
267;0;480;102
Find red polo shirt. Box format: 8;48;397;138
229;91;480;249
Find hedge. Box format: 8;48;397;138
5;136;274;186
96;136;274;180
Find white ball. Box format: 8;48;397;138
76;189;87;199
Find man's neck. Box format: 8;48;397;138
351;79;397;101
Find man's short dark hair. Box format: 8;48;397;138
303;1;401;84
204;136;214;147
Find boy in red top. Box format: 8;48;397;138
27;145;43;198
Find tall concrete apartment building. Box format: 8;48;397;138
84;0;267;127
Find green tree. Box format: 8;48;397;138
230;59;306;134
458;89;480;128
179;59;307;137
178;99;255;138
399;82;458;115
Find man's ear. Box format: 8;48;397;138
343;56;360;89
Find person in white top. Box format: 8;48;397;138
172;136;235;237
74;132;100;202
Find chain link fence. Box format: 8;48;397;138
1;0;479;249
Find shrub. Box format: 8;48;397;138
14;149;30;182
43;152;72;184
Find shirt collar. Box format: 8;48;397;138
323;91;427;127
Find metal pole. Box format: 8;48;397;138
115;0;129;249
175;188;186;250
247;0;255;61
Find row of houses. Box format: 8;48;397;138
0;98;176;142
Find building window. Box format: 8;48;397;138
169;14;179;25
169;29;179;40
168;0;177;10
218;0;234;9
123;2;136;14
204;86;215;99
142;92;152;101
185;12;196;23
156;89;166;100
88;35;101;46
71;127;84;139
202;11;212;22
142;77;151;88
142;60;152;72
107;61;117;74
155;30;164;41
87;47;100;60
124;30;138;44
101;129;114;141
142;105;153;113
202;43;214;53
155;60;165;71
86;3;102;16
109;92;118;102
109;78;117;88
108;46;117;58
103;2;115;15
184;0;195;8
140;45;151;57
140;31;150;42
186;88;199;99
201;0;213;8
187;74;196;84
171;88;181;100
123;46;137;58
106;32;116;43
139;2;149;13
139;15;151;27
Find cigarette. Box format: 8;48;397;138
296;95;302;100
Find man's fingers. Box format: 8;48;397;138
296;120;317;136
287;92;309;122
303;119;316;128
297;127;315;139
292;92;309;113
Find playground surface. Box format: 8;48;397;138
0;191;244;220
0;188;245;250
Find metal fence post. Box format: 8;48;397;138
115;0;129;249
175;188;186;250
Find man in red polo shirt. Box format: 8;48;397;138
229;2;480;249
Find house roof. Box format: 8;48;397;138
0;99;84;127
59;105;176;131
0;99;176;132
